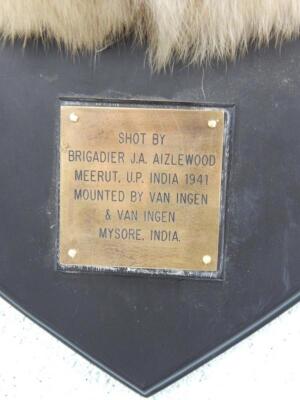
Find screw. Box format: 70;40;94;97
202;255;212;265
68;248;77;258
208;119;217;128
69;112;79;122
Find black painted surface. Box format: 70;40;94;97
0;40;299;396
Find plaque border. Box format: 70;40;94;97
56;98;235;280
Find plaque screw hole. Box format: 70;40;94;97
208;119;217;128
202;255;212;265
68;248;77;258
69;112;79;122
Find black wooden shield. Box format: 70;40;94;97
0;39;299;396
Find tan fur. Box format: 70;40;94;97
1;0;300;69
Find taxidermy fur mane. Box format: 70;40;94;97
0;0;300;69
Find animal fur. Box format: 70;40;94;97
1;0;300;69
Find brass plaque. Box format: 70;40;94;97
59;103;226;275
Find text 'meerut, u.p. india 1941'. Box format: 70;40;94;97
58;103;227;276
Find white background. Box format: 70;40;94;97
0;297;299;400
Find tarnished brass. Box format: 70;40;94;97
59;105;225;272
